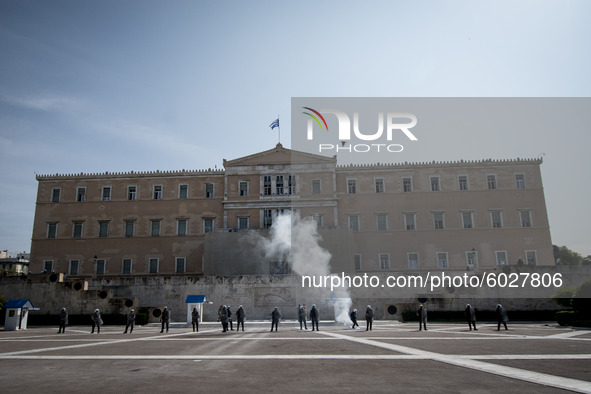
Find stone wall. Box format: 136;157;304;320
1;265;589;323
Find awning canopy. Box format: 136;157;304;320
4;299;34;309
185;295;207;303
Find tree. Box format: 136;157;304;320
553;245;583;265
552;287;576;308
572;279;591;314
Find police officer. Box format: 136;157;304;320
270;307;281;332
236;305;245;332
496;304;509;331
365;305;374;331
191;306;200;332
124;309;136;333
417;304;428;331
350;309;359;329
219;305;229;332
465;304;477;331
298;305;308;330
91;309;102;334
310;304;319;331
160;306;170;333
58;307;68;334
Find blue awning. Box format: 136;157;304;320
185;295;207;303
4;299;34;309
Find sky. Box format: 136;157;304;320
0;0;590;257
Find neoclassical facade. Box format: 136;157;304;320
30;143;553;277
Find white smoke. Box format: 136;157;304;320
253;212;352;326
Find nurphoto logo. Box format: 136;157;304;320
302;107;418;153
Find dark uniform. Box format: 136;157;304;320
160;306;170;333
124;309;136;333
417;305;427;331
191;307;200;332
270;307;281;332
58;308;68;334
310;304;319;331
298;305;308;330
496;304;508;330
220;305;229;332
350;309;359;329
365;305;374;331
236;305;245;331
465;304;477;331
91;309;102;334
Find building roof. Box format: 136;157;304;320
185;295;207;303
223;143;336;167
4;299;34;309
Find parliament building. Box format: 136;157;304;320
30;143;553;278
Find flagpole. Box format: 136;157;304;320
277;114;280;144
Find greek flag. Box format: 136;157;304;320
269;118;279;130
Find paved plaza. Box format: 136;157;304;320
1;321;590;393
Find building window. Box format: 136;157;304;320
376;214;388;231
495;251;507;266
128;186;137;201
102;186;111;201
408;253;419;270
175;257;186;274
47;222;58;239
239;181;248;196
263;209;273;228
379;253;390;270
177;219;187;236
461;212;474;229
149;258;159;274
263;176;272;196
151;220;161;236
437;252;448;269
51;188;61;203
375;178;384;193
430;176;440;191
122;259;132;274
458;175;468;191
203;218;214;233
487;174;497;190
205;183;214;198
179;184;188;199
276;176;284;195
73;222;83;238
433;212;445;229
520;210;532;227
312;179;321;194
354;254;362;271
403;177;412;192
125;220;135;237
491;211;503;228
153;185;162;200
466;250;478;270
348;215;360;231
43;260;53;273
515;174;526;189
98;221;109;238
404;213;416;230
525;250;537;266
347;179;357;194
238;217;249;230
96;259;106;275
69;260;79;275
288;175;296;195
76;187;86;202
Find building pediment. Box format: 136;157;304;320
223;143;336;168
